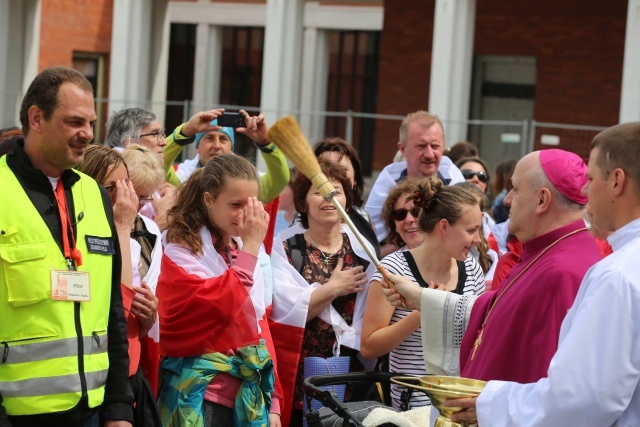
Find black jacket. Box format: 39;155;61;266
0;140;133;425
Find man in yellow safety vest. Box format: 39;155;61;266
0;67;133;426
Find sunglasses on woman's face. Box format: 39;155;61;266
392;206;421;221
461;169;489;183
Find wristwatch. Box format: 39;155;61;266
254;141;277;153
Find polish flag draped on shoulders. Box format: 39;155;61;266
157;226;264;357
268;223;377;426
268;225;310;427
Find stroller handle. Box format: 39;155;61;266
303;372;418;427
303;371;404;396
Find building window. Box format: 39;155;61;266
220;26;264;108
73;52;106;144
165;23;197;133
325;30;380;175
220;26;265;157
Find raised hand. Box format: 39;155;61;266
428;280;447;291
237;196;269;256
113;179;138;233
152;182;176;231
181;108;225;137
326;258;367;297
236;110;269;145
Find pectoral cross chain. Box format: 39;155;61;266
471;329;483;360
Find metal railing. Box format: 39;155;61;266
1;93;610;173
528;121;608;160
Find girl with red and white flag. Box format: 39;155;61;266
156;154;282;427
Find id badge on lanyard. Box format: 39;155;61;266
50;180;90;302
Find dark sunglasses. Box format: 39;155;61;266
461;169;489;183
392;206;421;221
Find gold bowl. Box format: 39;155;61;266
391;376;486;427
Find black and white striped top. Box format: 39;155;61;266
371;250;484;409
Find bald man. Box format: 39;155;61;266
440;123;640;426
383;149;602;388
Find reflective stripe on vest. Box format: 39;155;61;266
0;369;109;398
0;158;114;415
2;332;108;364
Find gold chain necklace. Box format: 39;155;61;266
307;233;344;266
470;227;588;361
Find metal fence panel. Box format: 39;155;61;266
459;119;529;171
2;92;611;175
528;121;608;160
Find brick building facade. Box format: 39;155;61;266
1;0;638;173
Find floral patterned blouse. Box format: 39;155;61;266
283;232;366;408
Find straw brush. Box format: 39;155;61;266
266;115;402;295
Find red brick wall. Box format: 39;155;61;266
475;1;626;126
39;0;113;70
372;0;436;170
373;0;627;170
39;0;114;142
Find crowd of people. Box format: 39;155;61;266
0;65;638;427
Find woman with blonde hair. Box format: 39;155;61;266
121;144;165;397
77;144;161;425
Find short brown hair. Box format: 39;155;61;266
399;111;445;145
447;142;478;164
412;176;478;233
292;159;354;229
314;137;365;207
381;178;421;248
591;122;640;195
20;66;93;136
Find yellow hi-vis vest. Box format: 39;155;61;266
0;156;114;415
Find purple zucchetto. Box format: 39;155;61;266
539;149;588;205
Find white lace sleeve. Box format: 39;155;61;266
420;288;477;376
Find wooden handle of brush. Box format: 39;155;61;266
376;265;408;309
329;199;409;308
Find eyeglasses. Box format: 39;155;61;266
138;130;166;142
392;206;421;221
461;169;489;183
138;197;154;206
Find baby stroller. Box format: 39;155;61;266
302;371;426;427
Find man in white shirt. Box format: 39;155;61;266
364;111;464;254
446;121;640;426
